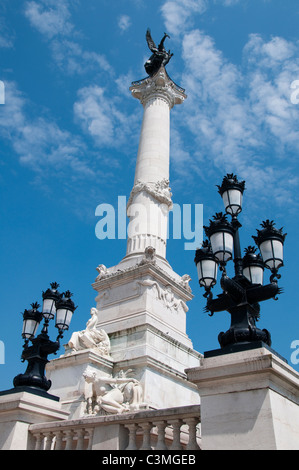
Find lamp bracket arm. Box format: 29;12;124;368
231;216;242;230
270;270;281;283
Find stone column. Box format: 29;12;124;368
126;67;186;260
186;346;299;450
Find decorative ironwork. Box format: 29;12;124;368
195;175;286;352
13;284;77;397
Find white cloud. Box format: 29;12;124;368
50;39;112;75
118;15;131;32
0;36;12;48
170;29;299;207
74;85;134;148
24;0;73;39
244;34;299;151
115;71;136;96
0;14;14;48
244;34;297;67
214;0;241;5
161;0;208;36
0;81;95;181
160;0;245;36
0;80;136;217
24;0;112;77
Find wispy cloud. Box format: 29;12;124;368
50;39;112;75
0;13;14;48
0;79;138;182
169;29;299;209
74;85;138;150
118;14;132;32
24;0;73;39
215;0;241;5
24;0;112;77
160;0;246;36
161;0;208;36
0;79;137;219
0;81;94;181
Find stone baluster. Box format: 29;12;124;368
75;429;86;450
29;406;201;452
169;420;183;450
139;422;153;450
34;433;44;451
54;431;64;450
64;430;74;450
184;418;200;450
85;428;94;450
153;421;168;450
125;423;139;450
44;432;54;450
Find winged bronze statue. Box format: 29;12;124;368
144;28;173;77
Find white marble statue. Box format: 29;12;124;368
68;308;111;356
95;264;109;281
83;369;144;415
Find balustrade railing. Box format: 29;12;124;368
29;405;201;451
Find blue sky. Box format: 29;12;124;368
0;0;299;392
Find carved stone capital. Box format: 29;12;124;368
130;67;187;109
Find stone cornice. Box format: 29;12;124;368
92;260;193;302
186;347;299;404
46;349;114;371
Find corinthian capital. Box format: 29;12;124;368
130;67;187;109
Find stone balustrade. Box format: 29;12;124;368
29;405;201;451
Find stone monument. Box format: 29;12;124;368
46;30;201;418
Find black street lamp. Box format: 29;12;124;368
194;240;219;294
13;283;77;398
195;174;286;355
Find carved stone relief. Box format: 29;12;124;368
83;369;146;415
127;178;173;209
138;279;188;313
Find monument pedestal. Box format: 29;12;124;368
186;346;299;450
46;257;201;418
46;349;114;419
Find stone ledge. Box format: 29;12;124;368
92;259;193;302
0;390;69;424
28;404;200;433
186;347;299;405
46;348;114;372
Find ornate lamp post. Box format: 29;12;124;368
13;283;77;397
195;174;286;353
